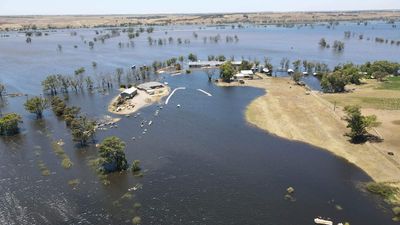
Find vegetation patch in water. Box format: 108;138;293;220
68;179;80;188
132;216;141;224
51;141;73;169
37;160;51;176
366;182;399;203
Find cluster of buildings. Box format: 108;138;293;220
120;81;165;99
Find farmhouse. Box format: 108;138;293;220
120;87;137;99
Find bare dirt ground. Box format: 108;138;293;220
108;87;169;115
219;77;400;193
1;11;399;30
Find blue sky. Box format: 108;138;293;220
1;0;399;15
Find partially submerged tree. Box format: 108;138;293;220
0;113;22;136
24;96;50;119
98;136;129;173
205;67;217;82
219;61;235;82
42;75;60;95
188;53;198;62
343;105;380;143
70;115;96;146
0;83;5;97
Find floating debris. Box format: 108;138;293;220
287;187;295;194
314;218;333;225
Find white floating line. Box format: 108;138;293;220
165;87;186;105
197;89;212;97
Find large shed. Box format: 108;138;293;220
137;82;164;91
120;87;137;99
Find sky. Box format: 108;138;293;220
0;0;399;15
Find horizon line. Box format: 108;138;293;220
1;9;400;17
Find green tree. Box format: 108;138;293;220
98;136;129;173
343;105;380;142
24;96;50;119
372;71;389;82
51;96;67;117
74;67;85;76
292;72;303;83
70;116;96;146
319;38;327;48
239;60;253;71
321;71;349;93
333;40;345;51
0;113;22;136
188;53;198;62
292;60;302;72
42;75;60;95
63;106;81;126
219;61;235;82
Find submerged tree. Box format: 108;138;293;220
0;113;22;136
343;105;380;143
319;38;327;48
98;136;129;173
24;96;50;119
205;67;217;82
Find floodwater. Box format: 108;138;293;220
0;21;399;224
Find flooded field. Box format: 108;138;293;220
0;21;399;224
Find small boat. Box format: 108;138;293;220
177;104;181;108
302;71;309;75
148;121;153;126
314;218;333;225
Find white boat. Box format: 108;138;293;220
148;121;153;126
314;218;333;225
287;69;294;73
302;71;309;75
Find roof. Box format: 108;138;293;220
240;70;254;75
137;82;164;90
121;87;137;95
188;60;242;66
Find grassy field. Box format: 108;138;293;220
323;79;400;110
378;77;400;91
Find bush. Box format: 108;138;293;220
0;113;22;136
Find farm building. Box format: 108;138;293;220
137;82;165;94
120;87;137;99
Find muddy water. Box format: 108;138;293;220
0;22;399;224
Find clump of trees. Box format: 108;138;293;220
50;96;96;146
0;113;22;136
188;53;198;62
321;70;349;93
343;105;380;143
24;96;49;119
333;41;345;51
219;61;235;82
98;136;129;173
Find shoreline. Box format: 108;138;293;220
1;11;400;30
108;87;170;115
218;77;400;198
